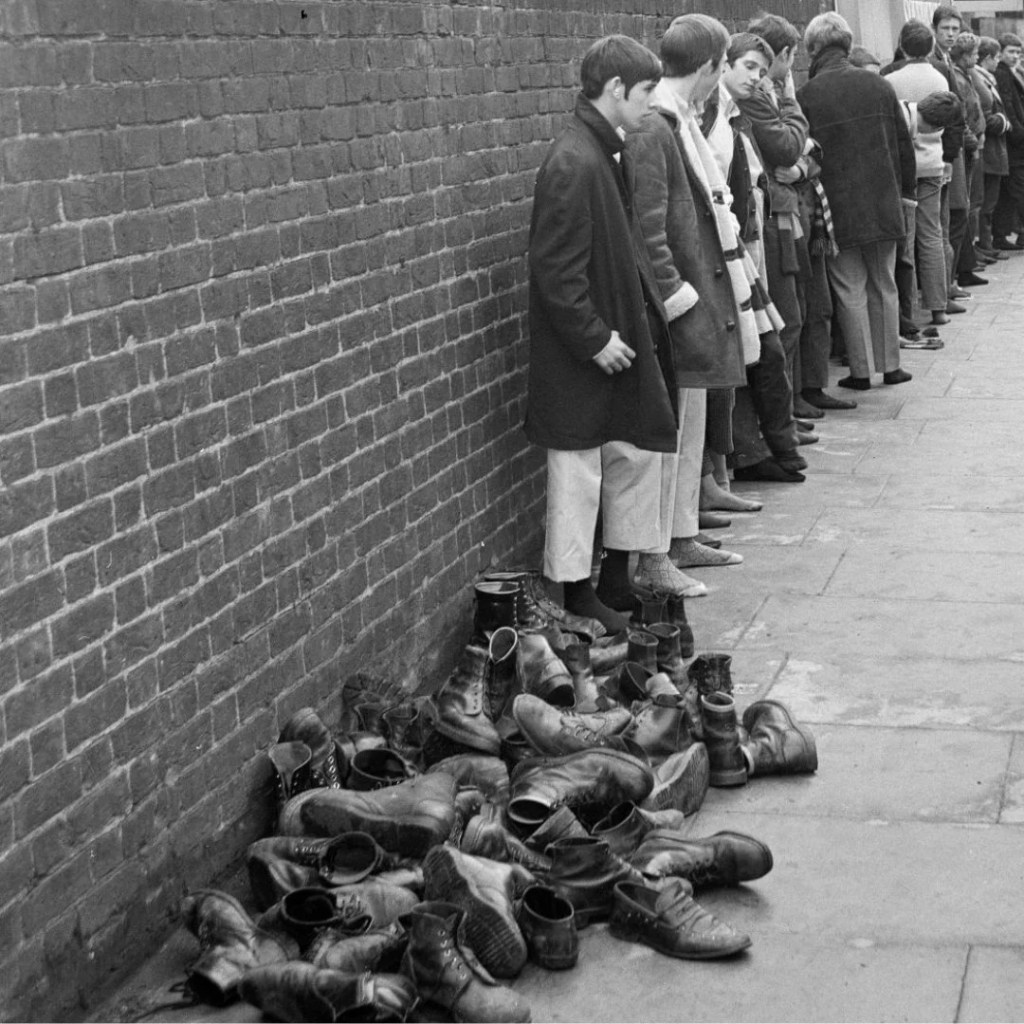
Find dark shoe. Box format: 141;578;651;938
507;748;654;833
700;692;747;788
523;805;588;851
774;451;808;474
629;585;668;629
732;459;804;483
837;376;871;391
993;237;1024;250
698;511;731;530
623;694;692;767
462;802;552;873
348;748;412;791
543;836;648;927
630;829;773;887
279;707;348;790
796;430;819;446
517;885;579;970
647;622;690;691
687;653;733;698
609;878;751;959
882;368;912;385
422;846;533;978
957;273;988;286
792;395;825;419
473;580;519;641
515;632;576;708
555;637;600;711
238;962;417;1023
400;901;531;1022
591;800;658;858
510;693;634;758
181;890;299;1005
740;699;818;776
268;741;315;812
626;628;658;674
306;924;406;974
801;388;858;410
485;568;605;640
663;595;695;661
602;661;654;707
640;743;710;816
436;644;502;755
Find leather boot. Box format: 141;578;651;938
461;801;552;873
400;901;531;1023
507;748;654;833
306;923;406;974
268;741;314;812
641;743;710;816
247;833;404;910
555;638;601;712
435;643;502;755
590;800;656;858
601;661;652;707
279;772;458;858
626;630;658;674
522;805;588;851
425;753;509;805
688;653;734;697
648;623;688;690
512;693;634;758
517;884;578;970
623;695;692;766
629;588;667;629
280;707;348;789
181;889;299;1005
700;693;747;787
664;594;695;658
238;962;416;1022
589;635;629;675
609;878;751;959
348;748;411;791
486;569;605;641
422;846;534;978
542;836;648;927
380;697;432;771
515;633;575;707
740;700;818;776
631;828;773;887
474;580;519;641
487;627;521;724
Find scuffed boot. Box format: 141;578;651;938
590;800;656;858
700;693;747;788
740;700;818;776
487;627;522;724
556;638;601;712
543;836;648;927
631;829;773;887
641;743;710;816
280;707;348;790
306;923;406;974
268;741;314;812
238;962;417;1022
400;901;531;1022
474;580;519;641
381;697;432;771
511;693;634;758
516;633;575;708
435;644;502;756
181;890;299;1005
688;653;734;697
517;885;578;970
422;846;533;978
348;748;412;791
522;805;588;851
629;588;668;629
485;569;606;641
623;695;692;767
461;802;552;873
426;754;509;806
663;594;695;658
626;630;658;674
647;623;689;693
601;661;652;707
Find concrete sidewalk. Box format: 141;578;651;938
95;257;1024;1024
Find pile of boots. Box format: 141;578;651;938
173;574;819;1022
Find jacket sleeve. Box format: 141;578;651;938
891;91;917;199
996;66;1024;146
739;88;808;168
627;118;698;320
529;154;612;363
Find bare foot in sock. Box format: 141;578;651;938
635;553;708;598
700;474;762;513
670;537;743;569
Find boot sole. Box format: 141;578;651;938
642;744;710;816
423;848;527;978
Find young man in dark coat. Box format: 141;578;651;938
525;35;677;632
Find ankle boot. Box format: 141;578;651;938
435;644;502;756
268;741;314;812
425;753;509;805
555;638;601;711
238;962;416;1023
400;901;531;1023
522;805;588;850
700;693;747;788
740;700;818;776
630;588;668;629
630;829;773;887
485;569;606;641
664;594;695;658
507;748;654;833
626;630;658;674
688;653;734;697
279;707;348;789
623;695;691;767
347;748;411;791
306;923;406;974
590;800;656;858
279;772;458;858
380;697;431;770
422;846;533;978
648;624;688;692
181;889;299;1005
516;633;575;707
473;580;519;641
461;801;552;873
517;884;578;970
602;661;652;707
542;836;648;927
487;627;521;723
511;693;635;758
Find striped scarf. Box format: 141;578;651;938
809;177;839;257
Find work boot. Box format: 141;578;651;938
486;569;606;641
740;700;818;776
435;644;502;756
700;692;747;788
543;836;648;927
688;653;734;697
426;753;509;805
507;749;654;833
590;800;655;858
626;630;658;674
268;741;315;812
348;748;411;791
400;901;531;1023
473;580;519;641
516;633;575;708
601;661;652;707
181;889;299;1005
487;626;521;723
422;846;533;978
461;801;552;873
511;693;634;758
306;923;406;974
629;588;668;629
555;638;601;712
247;833;405;910
623;695;692;766
522;805;588;850
647;623;689;692
279;772;458;858
609;878;751;959
663;594;695;658
641;743;710;816
631;829;773;887
238;962;417;1023
381;697;432;771
279;707;348;789
516;885;578;970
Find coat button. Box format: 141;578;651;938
714;267;724;277
726;320;736;331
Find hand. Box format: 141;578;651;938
593;331;635;374
774;164;802;185
942;162;953;185
781;69;796;99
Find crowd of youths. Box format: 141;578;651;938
526;6;1016;633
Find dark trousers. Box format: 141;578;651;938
731;329;797;468
993;163;1024;241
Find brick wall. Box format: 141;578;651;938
0;0;830;1019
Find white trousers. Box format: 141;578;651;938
543;389;706;580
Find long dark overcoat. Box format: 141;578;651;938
625;105;746;390
524;95;677;453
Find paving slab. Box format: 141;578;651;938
958;946;1024;1022
875;471;1024;512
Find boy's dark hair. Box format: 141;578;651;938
999;32;1023;50
978;35;1001;61
932;4;962;29
727;31;774;66
918;90;965;130
580;34;662;99
950;31;979;62
849;45;881;68
747;13;800;58
661;14;729;78
900;18;936;58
